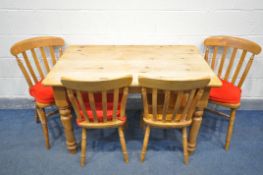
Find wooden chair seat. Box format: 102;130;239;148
78;120;125;128
29;81;54;104
209;79;241;104
143;115;192;128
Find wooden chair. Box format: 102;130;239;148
204;36;261;150
10;36;65;149
139;76;210;164
61;75;132;167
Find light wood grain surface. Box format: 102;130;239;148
43;45;221;87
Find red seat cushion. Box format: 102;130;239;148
29;81;54;104
78;103;126;123
209;79;241;104
77;93;126;125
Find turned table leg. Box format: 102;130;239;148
53;86;77;154
188;107;204;154
188;87;210;154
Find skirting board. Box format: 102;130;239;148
0;96;262;110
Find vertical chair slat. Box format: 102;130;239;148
211;47;218;70
152;88;158;121
186;89;204;121
22;51;38;84
238;54;255;88
172;91;183;121
224;48;238;80
49;46;57;65
40;47;50;73
181;93;189;107
218;47;228;77
76;91;90;122
112;88;119;120
204;47;209;62
102;91;107;122
15;56;33;87
162;90;170;121
88;92;98;123
179;91;189;121
180;90;196;122
120;87;129;117
231;50;247;84
141;88;149;117
59;48;63;58
67;90;83;122
31;48;44;79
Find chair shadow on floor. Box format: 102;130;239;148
200;110;229;149
44;107;64;146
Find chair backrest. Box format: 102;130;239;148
139;76;210;125
61;75;132;123
10;36;65;87
204;36;261;88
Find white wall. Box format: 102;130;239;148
0;0;263;99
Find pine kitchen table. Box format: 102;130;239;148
43;45;221;154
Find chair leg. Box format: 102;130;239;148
34;106;40;123
36;107;50;149
141;125;150;162
118;126;129;163
225;108;236;151
182;127;189;165
139;114;145;129
80;128;87;167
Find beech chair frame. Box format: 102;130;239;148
204;35;261;150
61;75;132;167
139;76;210;164
10;36;65;149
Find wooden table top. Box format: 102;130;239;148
43;45;222;87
